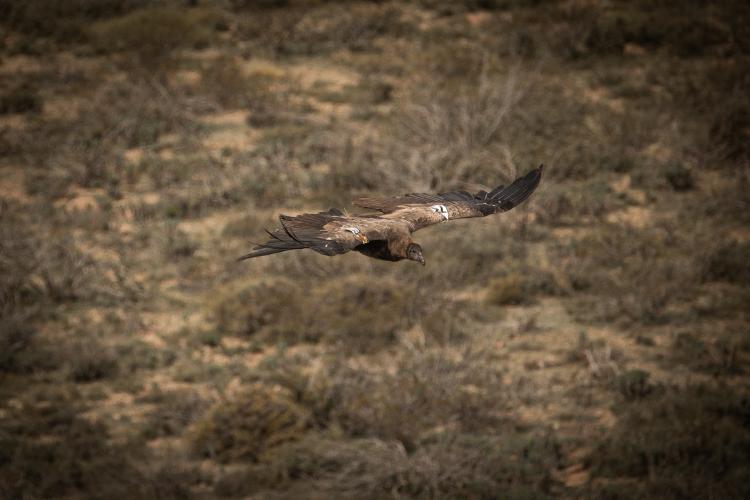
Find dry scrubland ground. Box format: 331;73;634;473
1;0;749;498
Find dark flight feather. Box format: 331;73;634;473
354;164;543;217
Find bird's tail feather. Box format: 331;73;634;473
236;228;307;261
236;240;305;261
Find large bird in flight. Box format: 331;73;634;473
239;165;543;266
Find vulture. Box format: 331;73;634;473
239;165;543;266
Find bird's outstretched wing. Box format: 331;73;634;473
237;208;398;260
353;165;543;232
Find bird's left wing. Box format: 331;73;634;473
353;165;543;232
238;208;397;260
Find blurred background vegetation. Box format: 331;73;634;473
0;0;748;498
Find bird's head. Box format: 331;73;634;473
407;243;425;266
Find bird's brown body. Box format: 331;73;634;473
239;165;543;266
352;222;414;262
355;239;406;262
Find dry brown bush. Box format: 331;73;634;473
536;178;625;226
419;299;504;345
20;79;199;202
0;85;42;114
239;2;408;57
0;0;155;46
139;387;210;439
211;273;415;352
264;430;560;499
210;277;304;338
221;213;272;240
704;241;750;286
386;63;523;192
90;5;222;74
305;274;414;352
80;79;198;150
0;314;41;374
588;384;750;499
0;395;194;500
305;346;508;450
0;208;42;313
66;334;119;382
668;329;747;376
199;56;290;124
561;223;701;325
188;384;310;463
486;273;527;305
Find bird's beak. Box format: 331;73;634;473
418;255;425;266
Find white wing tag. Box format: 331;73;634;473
343;226;368;243
430;204;449;221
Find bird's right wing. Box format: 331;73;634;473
353;165;543;232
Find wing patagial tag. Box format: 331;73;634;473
344;226;368;243
430;204;449;221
